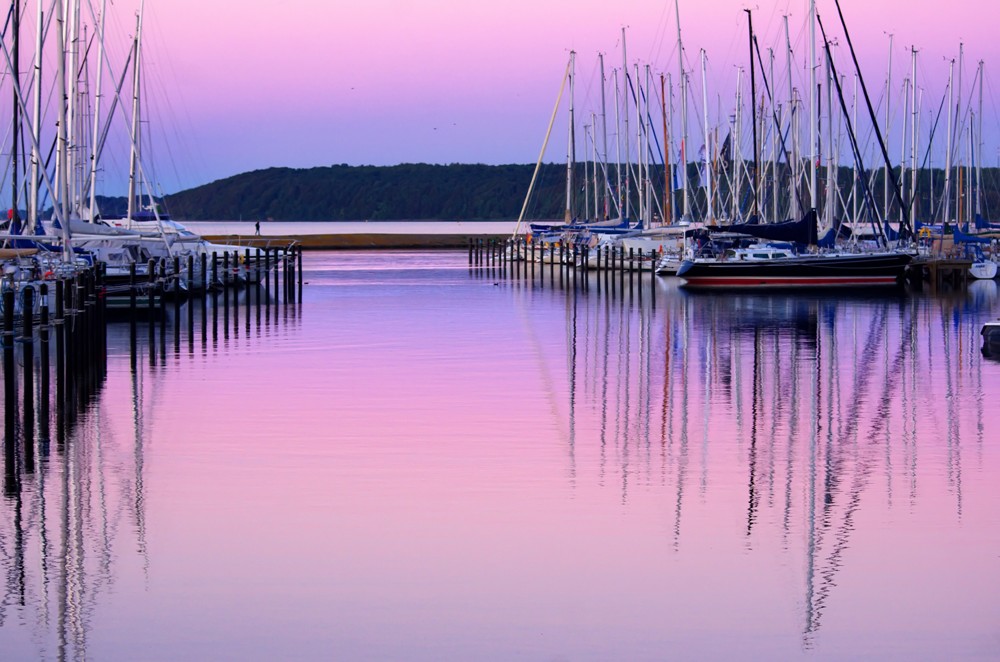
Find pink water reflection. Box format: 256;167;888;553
2;251;999;660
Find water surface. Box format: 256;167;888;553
2;251;999;660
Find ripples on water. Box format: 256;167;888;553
2;250;999;660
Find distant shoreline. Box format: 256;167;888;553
189;219;522;249
200;233;504;249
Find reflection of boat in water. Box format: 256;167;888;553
982;319;1000;357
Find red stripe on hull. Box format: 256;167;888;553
682;276;900;287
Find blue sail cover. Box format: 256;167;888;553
710;209;818;246
974;214;1000;231
953;224;992;244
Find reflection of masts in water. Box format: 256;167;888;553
940;303;962;518
672;297;691;550
781;323;802;547
804;305;912;644
566;288;578;488
746;328;761;538
132;336;150;579
617;294;632;505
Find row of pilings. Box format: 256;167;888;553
0;243;306;498
468;237;661;302
2;264;107;496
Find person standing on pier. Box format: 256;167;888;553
255;220;261;236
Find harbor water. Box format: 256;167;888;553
2;250;999;660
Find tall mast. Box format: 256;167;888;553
675;0;689;220
808;0;817;211
976;60;984;220
852;75;858;225
943;60;954;224
883;34;892;224
56;0;70;258
599;52;608;218
127;5;144;224
29;3;42;230
910;49;918;223
825;43;834;230
635;63;644;225
89;0;108;222
11;0;20;231
590;113;601;220
770;48;778;223
784;15;797;219
621;29;630;221
700;49;712;223
747;9;759;221
734;67;743;220
661;73;671;223
614;68;622;219
564;50;576;223
898;74;908;225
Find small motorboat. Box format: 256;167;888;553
982;319;1000;357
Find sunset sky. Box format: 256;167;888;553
117;0;1000;193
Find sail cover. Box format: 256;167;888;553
708;209;818;246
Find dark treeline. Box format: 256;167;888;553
86;162;1000;224
158;164;574;222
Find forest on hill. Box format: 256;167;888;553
90;162;1000;224
159;164;569;222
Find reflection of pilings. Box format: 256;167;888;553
21;287;34;476
3;288;17;497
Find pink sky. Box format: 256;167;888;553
115;0;1000;192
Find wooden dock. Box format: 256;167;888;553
906;257;974;291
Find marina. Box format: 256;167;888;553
1;0;1000;658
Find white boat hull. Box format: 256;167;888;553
970;260;998;280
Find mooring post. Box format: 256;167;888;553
212;253;219;292
297;245;303;304
263;248;271;308
200;253;208;295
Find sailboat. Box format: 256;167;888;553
675;210;913;287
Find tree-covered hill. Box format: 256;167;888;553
160;163;571;221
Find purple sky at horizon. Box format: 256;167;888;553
125;0;1000;193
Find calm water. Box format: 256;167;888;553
2;251;1000;660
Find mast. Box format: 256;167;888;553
635;63;644;225
591;114;599;220
29;2;42;230
784;15;798;219
747;9;759;221
57;0;71;258
910;49;918;223
976;60;984;221
662;73;671;224
89;0;108;222
883;34;892;224
808;0;817;212
701;49;712;223
514;57;571;236
831;0;911;237
614;68;622;219
770;48;778;223
126;7;143;224
599;52;608;219
898;75;908;226
564;50;576;223
734;67;743;221
11;0;20;232
675;0;689;221
621;29;630;222
943;60;954;224
825;40;834;231
852;75;858;225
